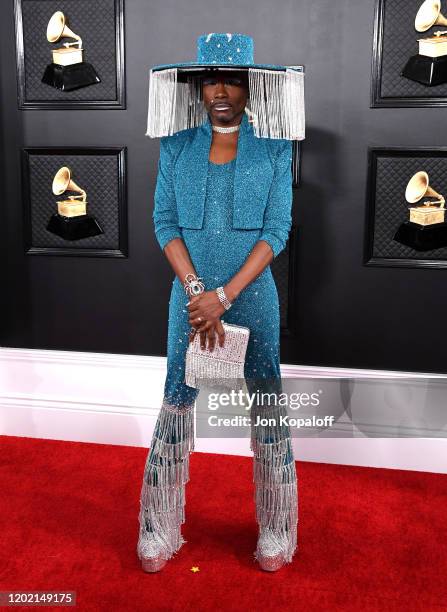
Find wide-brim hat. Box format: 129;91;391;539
146;32;305;140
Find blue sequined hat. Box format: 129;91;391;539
152;32;294;72
146;32;305;140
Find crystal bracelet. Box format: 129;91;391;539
216;286;232;310
183;273;205;297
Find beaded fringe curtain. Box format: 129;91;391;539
146;67;305;140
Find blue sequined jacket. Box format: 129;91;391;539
152;111;293;259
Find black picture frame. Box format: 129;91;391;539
14;0;125;109
364;146;447;269
22;146;128;257
271;224;298;335
371;0;447;108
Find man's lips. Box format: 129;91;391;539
212;103;232;111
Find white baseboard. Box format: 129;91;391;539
0;347;445;474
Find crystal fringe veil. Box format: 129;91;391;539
145;66;305;141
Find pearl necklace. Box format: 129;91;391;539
212;123;241;134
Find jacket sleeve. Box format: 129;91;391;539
258;139;293;259
152;136;183;251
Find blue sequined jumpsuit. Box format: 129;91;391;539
138;158;298;565
167;158;282;402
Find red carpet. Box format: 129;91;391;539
0;435;446;611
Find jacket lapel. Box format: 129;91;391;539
174;118;211;228
233;113;273;229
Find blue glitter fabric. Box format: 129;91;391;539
164;157;283;408
151;32;292;72
152;112;294;414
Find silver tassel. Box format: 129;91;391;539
247;68;305;140
184;350;245;390
250;400;298;564
137;399;195;560
146;68;207;137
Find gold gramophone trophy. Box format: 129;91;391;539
393;171;447;250
46;166;104;240
42;11;101;91
402;0;447;86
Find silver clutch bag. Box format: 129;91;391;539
184;321;250;389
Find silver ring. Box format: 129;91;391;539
197;316;202;322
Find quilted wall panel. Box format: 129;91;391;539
369;151;447;259
378;0;447;99
25;150;124;250
19;0;118;101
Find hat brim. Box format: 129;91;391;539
151;62;303;73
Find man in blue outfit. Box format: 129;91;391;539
137;32;305;573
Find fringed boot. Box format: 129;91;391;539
250;401;298;572
137;399;195;572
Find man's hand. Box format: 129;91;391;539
187;291;227;351
187;290;226;327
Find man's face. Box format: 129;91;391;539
201;71;249;124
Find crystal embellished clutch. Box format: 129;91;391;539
184;321;250;389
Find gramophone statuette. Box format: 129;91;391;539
406;171;445;225
46;166;104;240
41;11;101;91
393;171;447;250
402;0;447;86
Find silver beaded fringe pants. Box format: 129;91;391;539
137;273;298;564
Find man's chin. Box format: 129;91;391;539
211;112;232;122
209;109;242;124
